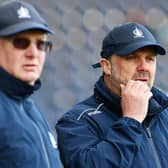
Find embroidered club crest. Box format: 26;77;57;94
133;27;144;38
17;6;31;19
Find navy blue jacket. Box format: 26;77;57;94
0;68;62;168
56;76;168;168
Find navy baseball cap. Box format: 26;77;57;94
0;0;54;37
93;22;166;68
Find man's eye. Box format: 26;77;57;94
147;57;155;61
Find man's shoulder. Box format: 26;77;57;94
152;86;168;106
0;91;13;105
58;95;104;121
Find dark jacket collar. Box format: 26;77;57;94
94;76;168;117
0;68;41;100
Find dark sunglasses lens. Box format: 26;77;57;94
37;41;52;52
12;38;52;52
13;38;30;49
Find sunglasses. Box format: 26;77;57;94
9;37;52;52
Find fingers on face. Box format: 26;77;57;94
122;80;152;98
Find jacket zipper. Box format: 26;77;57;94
146;127;161;168
20;104;51;168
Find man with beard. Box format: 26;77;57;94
56;22;168;168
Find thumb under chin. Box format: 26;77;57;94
120;83;125;90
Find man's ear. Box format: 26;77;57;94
99;58;111;75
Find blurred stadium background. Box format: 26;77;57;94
4;0;168;129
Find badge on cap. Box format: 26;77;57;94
17;6;31;19
133;27;144;38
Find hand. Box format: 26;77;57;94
120;80;153;123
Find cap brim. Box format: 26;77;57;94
92;41;166;68
116;41;166;56
0;21;54;36
92;63;101;68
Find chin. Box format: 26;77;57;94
23;76;38;85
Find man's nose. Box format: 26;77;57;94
25;42;38;57
136;59;149;71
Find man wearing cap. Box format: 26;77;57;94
0;1;62;167
56;22;168;168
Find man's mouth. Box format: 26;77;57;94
134;78;148;82
23;64;36;71
133;72;149;82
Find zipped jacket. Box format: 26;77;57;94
0;68;62;168
56;76;168;168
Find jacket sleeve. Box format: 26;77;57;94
56;115;143;168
